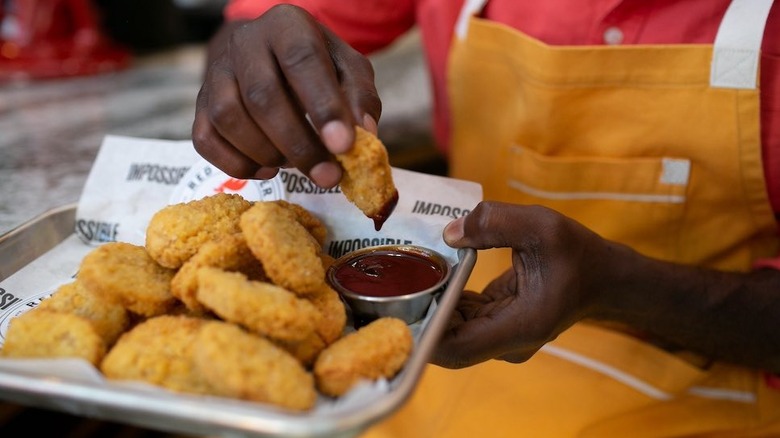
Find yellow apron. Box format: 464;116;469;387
365;0;780;436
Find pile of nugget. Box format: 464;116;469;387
0;193;413;412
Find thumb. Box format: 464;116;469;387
442;216;466;246
443;201;528;250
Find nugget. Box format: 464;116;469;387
78;242;177;317
145;193;252;269
320;253;336;272
273;286;346;366
194;321;317;411
275;332;327;367
38;280;130;346
335;126;398;231
240;201;325;296
309;283;347;345
171;233;266;314
1;309;106;366
313;317;412;397
195;267;320;343
100;315;212;394
274;200;328;246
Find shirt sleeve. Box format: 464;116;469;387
223;0;417;54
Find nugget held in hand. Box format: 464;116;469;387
194;321;317;411
240;201;325;296
145;193;252;269
1;309;106;366
100;315;212;395
314;317;413;397
195;267;320;343
335;126;399;231
78;242;177;317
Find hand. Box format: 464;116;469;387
192;5;382;188
433;201;618;369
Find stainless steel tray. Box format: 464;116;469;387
0;205;477;438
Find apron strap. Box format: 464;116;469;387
455;0;488;40
711;0;775;89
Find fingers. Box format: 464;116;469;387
192;5;381;188
195;58;288;178
207;66;287;168
193;85;265;180
431;273;531;368
229;20;338;184
438;202;611;370
443;201;557;251
442;201;519;249
320;25;382;133
431;292;499;368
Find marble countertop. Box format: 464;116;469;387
0;45;206;234
0;32;437;236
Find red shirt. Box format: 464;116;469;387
224;0;780;226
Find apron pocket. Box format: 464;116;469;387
508;144;690;261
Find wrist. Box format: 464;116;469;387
583;239;649;323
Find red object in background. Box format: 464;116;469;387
0;0;131;81
765;372;780;391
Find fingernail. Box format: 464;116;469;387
443;217;465;244
321;121;352;154
362;113;378;135
309;161;342;188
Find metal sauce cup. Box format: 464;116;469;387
327;244;452;326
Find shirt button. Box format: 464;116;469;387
603;26;624;45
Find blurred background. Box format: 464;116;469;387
0;0;443;234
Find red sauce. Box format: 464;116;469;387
371;190;399;231
331;249;444;297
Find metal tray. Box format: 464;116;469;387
0;205;477;438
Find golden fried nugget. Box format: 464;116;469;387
194;321;317;411
100;315;212;394
274;332;326;367
308;283;347;345
320;253;336;272
171;233;266;314
274;200;328;246
145;193;252;269
195;267;320;343
240;201;325;296
272;285;347;366
313;317;413;397
335;126;399;231
1;309;106;366
78;242;177;317
38;280;130;346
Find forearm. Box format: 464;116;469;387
592;242;780;372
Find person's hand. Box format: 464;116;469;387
192;5;382;188
433;201;620;369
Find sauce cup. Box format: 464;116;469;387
327;244;452;326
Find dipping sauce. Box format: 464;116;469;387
330;249;445;298
371;190;399;231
